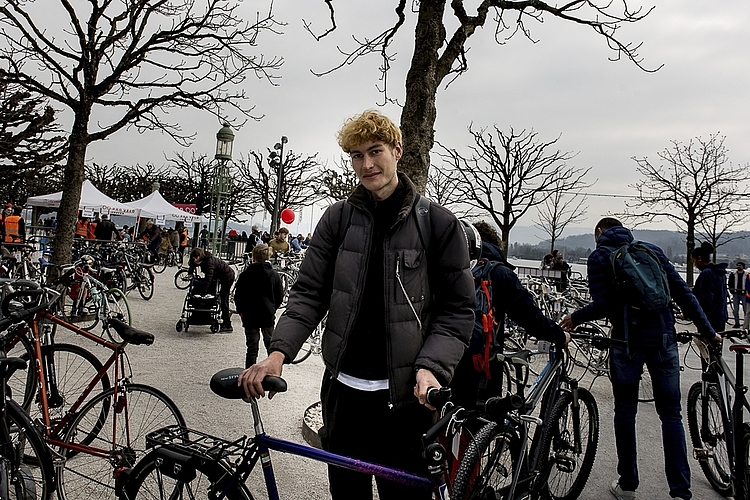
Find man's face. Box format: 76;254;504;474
3;208;11;216
738;263;745;271
349;140;402;201
277;232;287;242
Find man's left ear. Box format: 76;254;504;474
394;142;403;160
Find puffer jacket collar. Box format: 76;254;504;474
347;172;417;221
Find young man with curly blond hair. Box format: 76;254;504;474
240;110;475;499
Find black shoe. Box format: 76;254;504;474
734;323;741;328
219;325;233;333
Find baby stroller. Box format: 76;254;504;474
176;277;222;333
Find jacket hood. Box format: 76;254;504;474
596;226;634;248
710;262;729;275
481;241;515;270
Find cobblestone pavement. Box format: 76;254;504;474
93;268;730;499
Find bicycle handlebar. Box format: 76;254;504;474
568;327;628;349
0;301;50;333
426;387;451;410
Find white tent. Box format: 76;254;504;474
123;190;200;223
25;180;137;215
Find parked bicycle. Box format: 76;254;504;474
677;328;750;498
451;330;625;500
0;289;185;500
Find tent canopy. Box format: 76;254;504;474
123;191;200;223
25;180;137;215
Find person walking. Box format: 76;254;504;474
239;109;474;499
560;217;719;500
94;214;117;241
188;248;235;332
234;244;283;367
690;242;728;333
728;261;747;328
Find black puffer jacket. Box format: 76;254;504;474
269;174;475;407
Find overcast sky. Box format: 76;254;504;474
80;0;750;239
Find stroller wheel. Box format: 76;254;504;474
175;321;183;332
210;322;220;333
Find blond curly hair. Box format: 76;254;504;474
336;110;402;153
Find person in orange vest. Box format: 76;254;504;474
87;217;98;240
178;226;189;257
2;205;24;243
75;217;89;238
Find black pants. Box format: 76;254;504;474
320;373;434;500
244;326;273;367
219;280;232;326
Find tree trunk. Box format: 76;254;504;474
54;113;91;266
399;0;446;195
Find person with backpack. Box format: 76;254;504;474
689;242;728;333
238;109;474;499
451;220;570;410
560;217;719;500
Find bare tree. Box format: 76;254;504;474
167;152;218;216
535;179;591;253
236;149;324;230
0;0;283;264
438;125;583;252
315;156;360;204
305;1;655;193
0;82;66;202
625;133;750;284
426;165;463;213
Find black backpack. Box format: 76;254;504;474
606;241;671;312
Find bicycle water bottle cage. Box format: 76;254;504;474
210;368;288;400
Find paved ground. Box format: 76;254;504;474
82;268;732;499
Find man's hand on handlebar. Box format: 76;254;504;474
414;368;441;411
558;314;575;331
238;351;285;399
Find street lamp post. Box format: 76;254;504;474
269;136;288;235
210;123;234;255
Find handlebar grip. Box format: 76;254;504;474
426;387;451;409
1;288;44;316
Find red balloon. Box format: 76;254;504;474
280;208;295;224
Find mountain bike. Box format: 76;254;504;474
121;370;461;499
678;328;750;498
451;330;624;500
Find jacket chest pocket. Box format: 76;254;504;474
395;249;427;305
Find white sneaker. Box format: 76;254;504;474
610;480;636;500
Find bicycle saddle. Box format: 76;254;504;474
108;318;155;346
210;368;287;400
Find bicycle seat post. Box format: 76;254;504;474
250;397;266;436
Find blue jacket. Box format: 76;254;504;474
692;262;728;332
571;226;715;347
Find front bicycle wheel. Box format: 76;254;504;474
173;269;192;290
123;448;254;500
26;343;111;434
104;288;132;345
6;399;56;499
2;328;37;411
62;288;100;331
451;421;521;500
539;389;599;500
137;268;155;301
736;423;750;500
57;383;185;500
687;382;732;495
152;255;167;274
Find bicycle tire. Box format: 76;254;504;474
735;422;750;500
451;421;521;500
62;286;100;331
2;329;37;411
152;255;167;274
6;399;56;499
25;343;111;435
538;389;599;500
137;267;155;301
57;383;185;500
173;269;192;290
278;271;292;307
104;288;132;345
123;447;254;500
687;382;732;495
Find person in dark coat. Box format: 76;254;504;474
234;244;283;367
560;218;719;500
239;110;474;499
94;214;117;241
188;248;236;332
690;241;728;333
